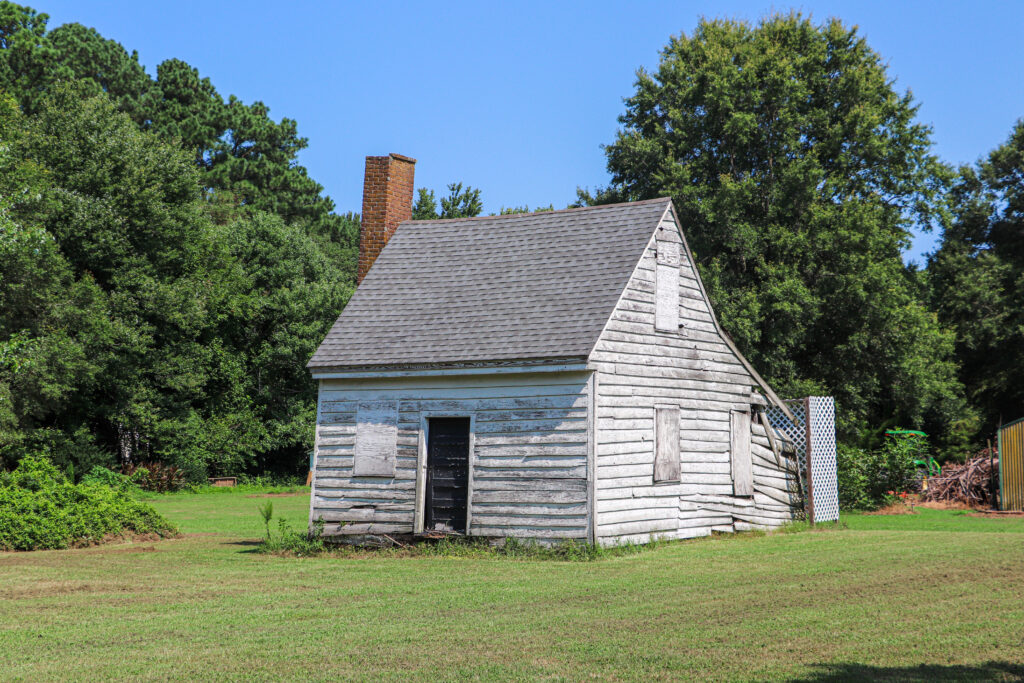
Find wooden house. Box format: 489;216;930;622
306;153;802;545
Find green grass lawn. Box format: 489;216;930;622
1;492;1023;682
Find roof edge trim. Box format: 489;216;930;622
311;360;591;380
402;196;672;225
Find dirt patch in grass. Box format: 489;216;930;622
918;500;974;511
865;503;918;515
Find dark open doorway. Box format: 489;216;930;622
425;417;470;533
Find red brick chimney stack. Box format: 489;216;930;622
357;153;416;284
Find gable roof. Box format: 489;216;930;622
307;197;673;369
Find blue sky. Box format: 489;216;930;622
36;1;1024;264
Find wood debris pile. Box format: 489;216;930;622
920;452;998;508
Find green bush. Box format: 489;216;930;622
80;465;141;495
0;455;177;551
122;462;186;492
258;517;327;556
836;444;874;510
836;432;926;510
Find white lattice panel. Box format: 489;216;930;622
765;397;839;523
807;397;839;523
766;400;808;519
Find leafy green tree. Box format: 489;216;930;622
412;182;483;220
929;120;1024;434
0;94;112;471
47;22;151;123
588;14;966;448
412;188;438;220
440;182;482;218
0;2;61;114
1;87;352;478
0;3;349;240
498;204;554;215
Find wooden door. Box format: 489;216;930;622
425;417;470;533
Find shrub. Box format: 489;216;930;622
258;517;327;556
122;462;186;492
237;473;305;488
80;465;140;495
0;454;177;551
836;444;874;510
836;432;926;510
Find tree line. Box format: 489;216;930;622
0;4;1020;479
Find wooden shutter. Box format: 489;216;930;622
654;407;681;482
655;242;680;332
731;410;753;496
353;400;398;476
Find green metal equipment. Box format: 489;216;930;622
886;429;941;477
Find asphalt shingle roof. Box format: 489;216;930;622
307;197;672;369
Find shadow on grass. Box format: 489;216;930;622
790;661;1024;682
226;540;264;553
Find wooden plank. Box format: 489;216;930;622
473;478;587;492
473;466;587;479
321;522;413;535
597;518;678;536
472;490;587;505
730;410;753;496
587;372;598;544
473;502;588;516
352;400;399;477
655;262;680;332
310;509;412;523
654;406;681;482
473;419;587;433
312;499;414;511
475;431;586;446
471;526;586;539
319;382;586;402
471;514;587;528
754;484;799;506
598;496;680;513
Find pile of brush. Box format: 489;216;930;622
921;451;998;508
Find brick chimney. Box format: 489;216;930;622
358;153;416;284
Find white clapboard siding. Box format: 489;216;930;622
591;212;799;545
312;371;590;539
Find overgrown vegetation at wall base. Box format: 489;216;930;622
255;509;667;561
0;455;176;550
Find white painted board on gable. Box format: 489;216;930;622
353;400;398;476
655;238;681;333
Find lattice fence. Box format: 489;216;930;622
766;396;839;523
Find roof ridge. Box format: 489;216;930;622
402;196;672;225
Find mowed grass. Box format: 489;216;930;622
1;492;1023;681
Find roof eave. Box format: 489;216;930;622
308;356;591;380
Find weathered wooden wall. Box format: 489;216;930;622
590;211;799;545
311;371;592;540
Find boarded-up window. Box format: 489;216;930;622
730;410;753;496
353;400;398;477
655;241;680;332
654;407;680;482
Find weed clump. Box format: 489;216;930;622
0;455;177;551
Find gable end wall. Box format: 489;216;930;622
590;211;800;545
